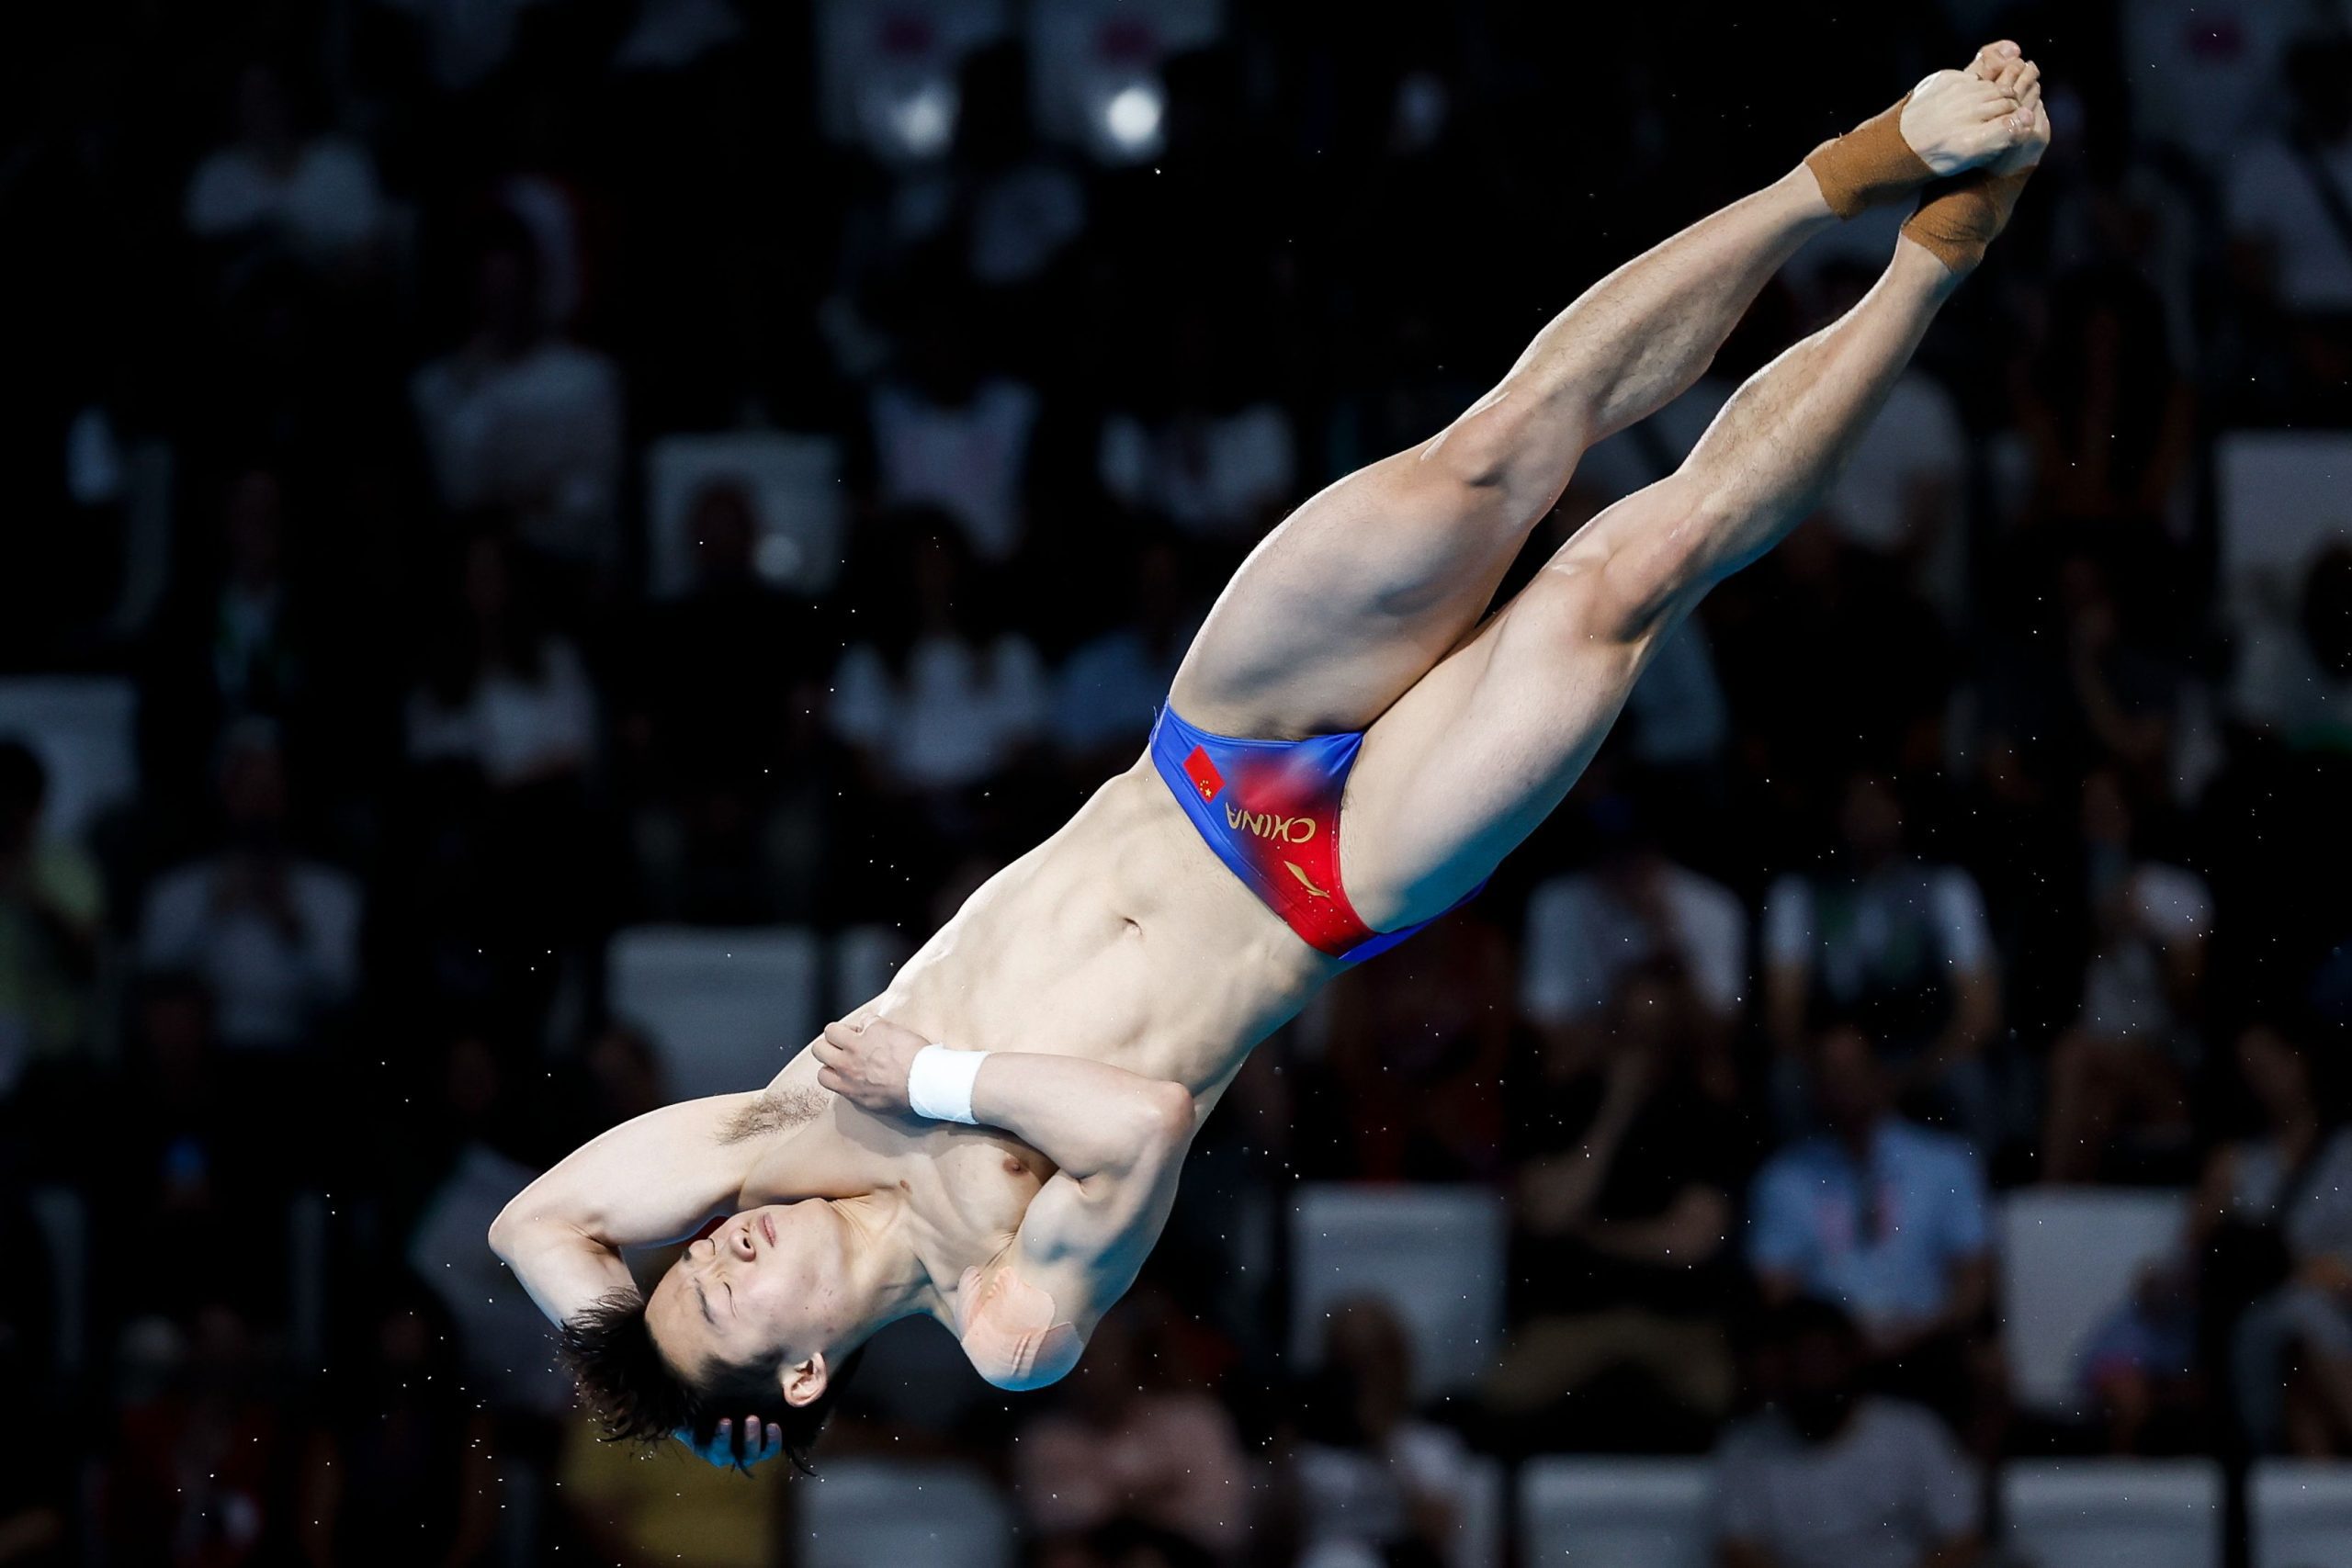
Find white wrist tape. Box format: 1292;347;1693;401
907;1043;989;1124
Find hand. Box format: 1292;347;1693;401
813;1016;931;1117
676;1416;785;1472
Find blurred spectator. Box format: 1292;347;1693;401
1519;796;1747;1058
0;739;103;1095
100;1302;296;1567
1098;301;1297;545
2230;542;2352;752
1316;915;1512;1182
2013;266;2194;534
1014;1295;1251;1562
1810;262;1967;622
2077;1262;2204;1455
1051;534;1199;773
622;480;828;921
297;1275;499;1568
408;1033;575;1427
1711;1297;1983;1568
828;512;1046;796
2224;33;2352;409
411;226;624;577
2041;770;2213;1181
141;464;345;815
407;533;598;792
139;720;360;1055
2222;1022;2352;1454
1748;1026;1995;1422
1280;1298;1479;1568
96;974;290;1325
1978;547;2189;824
953;41;1090;292
867;293;1040;562
1484;959;1753;1448
185;62;384;266
1763;775;2000;1141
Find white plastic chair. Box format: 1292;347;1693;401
1997;1187;2188;1418
2217;432;2352;600
795;1459;1014;1568
2002;1460;2222;1568
1517;1457;1712;1568
607;925;822;1100
2251;1460;2352;1568
1288;1184;1506;1399
643;431;847;598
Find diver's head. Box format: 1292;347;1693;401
560;1203;865;1471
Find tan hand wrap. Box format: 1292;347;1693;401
1900;164;2036;275
1804;94;1932;219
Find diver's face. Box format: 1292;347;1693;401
642;1203;844;1402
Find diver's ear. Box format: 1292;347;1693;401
779;1349;830;1409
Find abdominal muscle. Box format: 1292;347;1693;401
850;758;1333;1103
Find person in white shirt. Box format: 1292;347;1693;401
1763;773;2001;1142
2226;34;2352;317
827;513;1045;795
1287;1299;1478;1568
185;62;384;265
1713;1296;1984;1568
140;721;360;1053
411;230;625;576
405;535;598;792
867;321;1039;564
1521;798;1747;1052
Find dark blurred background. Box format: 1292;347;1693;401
6;1;2352;1564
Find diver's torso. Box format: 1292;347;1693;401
737;757;1330;1261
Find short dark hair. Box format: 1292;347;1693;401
558;1289;854;1474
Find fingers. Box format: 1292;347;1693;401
813;1034;843;1067
822;1019;865;1048
818;1066;846;1095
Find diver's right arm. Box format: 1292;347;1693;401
487;1093;770;1325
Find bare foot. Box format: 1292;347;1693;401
1898;43;2037;175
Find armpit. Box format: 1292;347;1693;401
956;1265;1083;1391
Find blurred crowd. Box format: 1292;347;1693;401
6;1;2352;1564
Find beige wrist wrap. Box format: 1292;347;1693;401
1901;164;2035;275
1804;94;1932;219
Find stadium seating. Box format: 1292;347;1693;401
1997;1187;2188;1418
1288;1184;1506;1399
2003;1460;2223;1568
0;675;137;842
795;1459;1015;1568
643;430;847;598
1517;1457;1712;1568
607;925;823;1101
2250;1461;2352;1568
2216;432;2352;598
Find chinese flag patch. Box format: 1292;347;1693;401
1182;745;1225;802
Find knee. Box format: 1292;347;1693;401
1422;389;1588;517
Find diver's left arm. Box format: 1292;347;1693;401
813;1018;1197;1389
488;1092;773;1326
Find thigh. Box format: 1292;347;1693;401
1339;485;1694;928
1165;435;1553;739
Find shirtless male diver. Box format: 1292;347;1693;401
492;44;2051;1471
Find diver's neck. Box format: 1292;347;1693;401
832;1190;940;1328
